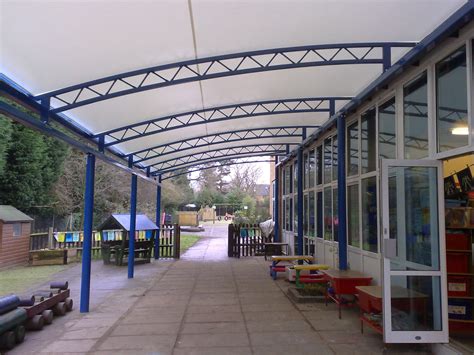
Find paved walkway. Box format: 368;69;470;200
10;226;430;354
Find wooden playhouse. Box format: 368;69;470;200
0;206;33;269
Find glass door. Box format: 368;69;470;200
381;159;448;343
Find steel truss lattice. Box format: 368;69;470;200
151;144;289;171
101;97;349;147
130;126;312;164
35;42;415;113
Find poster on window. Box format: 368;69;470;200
444;175;458;197
456;167;473;193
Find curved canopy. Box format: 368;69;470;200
0;0;467;178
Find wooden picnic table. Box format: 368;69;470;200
269;255;314;280
294;264;330;288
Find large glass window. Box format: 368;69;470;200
324;138;332;183
347;121;359;176
324;187;332;240
304;152;309;189
361;108;376;173
316;146;323;185
309;191;315;237
293;195;298;232
293;162;298;194
332;135;338;181
333;188;338;242
289;198;293;232
303;193;308;235
436;46;468;152
362;177;377;253
309;149;315;188
404;72;428;159
348;184;360;247
316;191;323;238
289;165;293;193
379;97;396;159
282;168;286;195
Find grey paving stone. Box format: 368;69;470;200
249;331;323;346
252;344;334;355
41;339;97;353
246;319;313;333
111;322;181;336
176;333;250;347
185;312;244;323
181;322;247;334
61;326;111;340
173;347;252;355
98;334;176;350
243;310;304;321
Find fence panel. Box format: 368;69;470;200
227;223;270;258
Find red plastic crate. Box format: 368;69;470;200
446;233;471;250
447;253;470;273
448;275;472;297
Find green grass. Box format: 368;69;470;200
180;234;200;253
0;264;70;296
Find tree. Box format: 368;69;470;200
0;123;69;213
195;187;224;208
229;164;262;194
0;116;12;175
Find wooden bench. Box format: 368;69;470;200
294;264;330;288
270;255;314;280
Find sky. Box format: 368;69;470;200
189;158;271;190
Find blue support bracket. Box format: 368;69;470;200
40;97;50;124
80;153;95;313
297;149;304;256
155;175;162;260
274;157;280;242
337;115;348;270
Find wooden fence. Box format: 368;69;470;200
228;223;272;258
29;224;180;259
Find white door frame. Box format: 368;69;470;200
380;159;448;343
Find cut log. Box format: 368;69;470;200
0;295;20;315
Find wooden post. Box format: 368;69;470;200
48;227;54;249
173;224;180;259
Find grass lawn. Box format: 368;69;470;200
180;234;200;253
0;264;70;296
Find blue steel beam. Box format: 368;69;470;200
0;94;159;185
274;157;280;242
337;115;348;270
150;144;294;172
35;42;416;113
297;149;303;256
155;175;162;259
128;172;138;279
130;126;315;163
161;159;275;181
154;150;285;175
80;153;95;313
101;97;350;147
155;153;283;176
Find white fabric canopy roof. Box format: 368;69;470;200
0;0;467;175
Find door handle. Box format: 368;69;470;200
383;239;397;259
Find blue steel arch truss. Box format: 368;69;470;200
151;144;291;171
35;42;415;113
162;159;275;181
130;126;313;164
101;97;349;147
154;152;283;176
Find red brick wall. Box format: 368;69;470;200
0;222;31;269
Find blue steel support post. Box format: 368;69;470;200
128;157;138;278
337;115;348;270
297;148;304;256
155;175;162;259
80;153;95;313
274;157;279;243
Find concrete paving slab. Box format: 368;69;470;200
176;333;250;348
